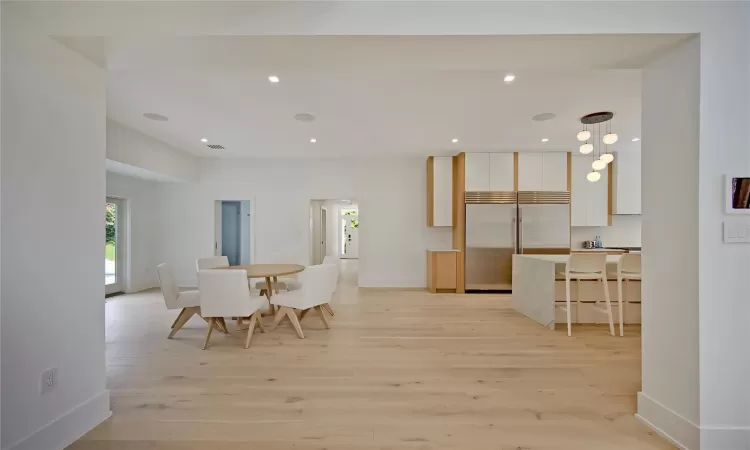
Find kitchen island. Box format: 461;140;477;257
512;254;640;330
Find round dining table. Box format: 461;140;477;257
227;263;305;299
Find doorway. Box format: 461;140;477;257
340;207;359;259
215;200;252;266
105;197;126;295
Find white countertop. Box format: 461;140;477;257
516;254;623;263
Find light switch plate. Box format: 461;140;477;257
723;219;750;243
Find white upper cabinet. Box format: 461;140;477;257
427;156;454;227
571;155;609;226
542;153;568;191
517;153;543;191
465;153;490;191
613;151;641;214
465;153;514;191
489;153;515;191
517;152;567;191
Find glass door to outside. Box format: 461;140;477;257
106;198;125;295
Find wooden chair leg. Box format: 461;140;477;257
315;305;330;329
171;308;187;329
254;311;266;333
271;306;287;329
272;276;280;294
259;289;266;297
299;308;312;321
202;318;215;350
285;307;305;339
245;314;258;348
322;303;335;316
217;318;229;333
169;306;197;339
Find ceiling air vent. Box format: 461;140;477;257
207;144;225;150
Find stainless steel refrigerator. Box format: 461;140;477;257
464;191;570;291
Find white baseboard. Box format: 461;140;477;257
701;426;750;450
637;391;699;450
5;390;111;450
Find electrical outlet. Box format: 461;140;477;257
41;368;57;394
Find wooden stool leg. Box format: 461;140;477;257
602;275;615;336
565;277;572;337
617;275;625;337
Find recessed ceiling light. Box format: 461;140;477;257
143;112;169;122
632;137;641;142
504;74;515;83
452;138;459;143
541;138;549;143
268;75;280;83
310;138;317;143
200;138;208;143
294;113;315;122
532;113;556;122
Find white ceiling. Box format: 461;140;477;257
58;34;689;158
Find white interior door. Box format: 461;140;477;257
105;197;126;295
341;214;359;259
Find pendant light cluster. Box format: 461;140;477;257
577;112;617;182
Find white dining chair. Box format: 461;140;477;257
197;255;271;323
616;253;642;337
270;265;335;339
198;269;268;349
196;256;229;271
556;254;614;337
320;255;339;316
157;263;226;338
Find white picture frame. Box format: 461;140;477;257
725;174;750;214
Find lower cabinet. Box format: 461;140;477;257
427;250;458;293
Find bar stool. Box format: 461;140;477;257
556;254;614;337
616;253;641;337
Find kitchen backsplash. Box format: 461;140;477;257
571;215;641;248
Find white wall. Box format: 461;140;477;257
571;215;641;249
239;200;251;265
310;200;324;265
157;158;452;288
3;2;749;449
322;201;342;258
1;13;110;450
106;172;162;292
694;8;750;447
107;119;199;183
639;36;701;449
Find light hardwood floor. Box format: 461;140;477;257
69;261;671;450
